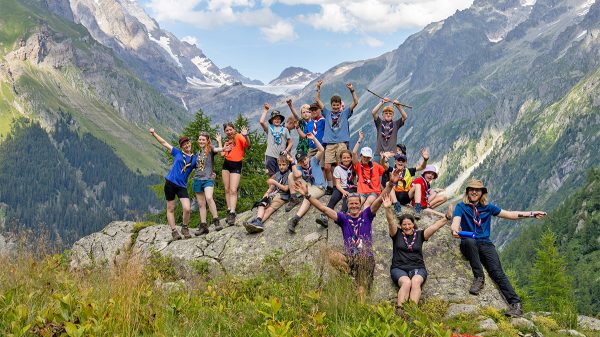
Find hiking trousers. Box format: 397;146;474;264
460;238;521;304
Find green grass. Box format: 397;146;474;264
0;82;19;139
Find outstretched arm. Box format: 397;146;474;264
259;103;269;132
213;133;231;152
149;128;173;152
347;82;358;111
382;192;398;237
393;100;408;123
295;180;338;221
286;99;300;121
316;80;324;109
424;205;452;240
497;210;547;220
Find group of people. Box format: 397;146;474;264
149;80;546;318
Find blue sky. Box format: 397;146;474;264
138;0;473;83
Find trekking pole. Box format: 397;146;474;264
367;89;413;109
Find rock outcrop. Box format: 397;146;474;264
70;200;508;310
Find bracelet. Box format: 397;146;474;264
304;194;312;200
350;90;355;93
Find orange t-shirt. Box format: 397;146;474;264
224;133;248;162
354;161;385;194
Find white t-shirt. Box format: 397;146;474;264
333;165;353;189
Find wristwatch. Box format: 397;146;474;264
304;194;312;200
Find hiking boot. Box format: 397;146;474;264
288;216;300;234
194;223;209;236
171;229;182;241
244;218;264;234
325;186;333;195
180;225;192;239
285;196;301;212
505;302;523;318
469;277;485;295
226;212;236;226
316;213;328;228
212;218;223;232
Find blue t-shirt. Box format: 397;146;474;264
165;147;197;188
303;117;325;149
322;107;353;144
297;156;327;188
453;202;502;242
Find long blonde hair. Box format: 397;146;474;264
463;190;488;205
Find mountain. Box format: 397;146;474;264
221;66;264;85
269;66;320;86
56;0;279;117
290;0;600;245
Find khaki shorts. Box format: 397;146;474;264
308;148;325;167
308;184;326;199
269;194;287;211
324;143;348;164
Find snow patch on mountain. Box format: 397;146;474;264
147;34;181;67
269;67;320;86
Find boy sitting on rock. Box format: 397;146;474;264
244;155;292;233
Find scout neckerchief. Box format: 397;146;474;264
312;116;324;135
339;163;356;189
330;109;342;128
380;120;394;142
302;162;314;184
197;149;207;172
420;175;431;207
269;124;284;145
181;152;192;173
397;167;410;190
360;162;374;189
347;214;364;254
402;231;417;251
469;203;483;227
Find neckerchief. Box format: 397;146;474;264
347;214;364;254
396;167;408;190
420;175;431;207
302;163;314;184
330;110;342;128
181;152;192;173
339;163;356;189
197;150;207;172
402;231;417;251
269;125;284;145
360;162;374;189
380;120;394;142
469;203;483;227
312;116;324;135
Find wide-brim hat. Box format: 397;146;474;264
422;164;438;179
268;110;285;124
465;179;488;194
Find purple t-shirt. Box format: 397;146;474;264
336;207;375;256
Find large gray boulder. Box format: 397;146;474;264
70;202;508;309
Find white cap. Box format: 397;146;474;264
360;147;373;158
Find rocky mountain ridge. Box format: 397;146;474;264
269;66;320;86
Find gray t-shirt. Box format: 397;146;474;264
193;146;216;180
271;169;291;200
375;118;404;154
265;125;290;158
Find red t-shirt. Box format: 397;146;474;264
411;176;430;208
224;133;248;162
354;161;385;194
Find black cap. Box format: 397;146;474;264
296;152;308;161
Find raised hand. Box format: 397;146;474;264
286;153;295;163
382;97;391;103
306;132;315;140
316;80;323;90
263;103;270;110
393;99;401;106
358;130;364;141
286;98;292;106
295;179;308;195
215;133;222;142
346;82;354;91
389;168;402;184
241;127;249;136
149;128;155;135
420;148;430;160
382;191;392;208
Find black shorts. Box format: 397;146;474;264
395;191;412;205
265;156;278;176
390;267;428;286
223;159;243;174
164;179;189;201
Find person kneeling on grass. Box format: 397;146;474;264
295;169;399;299
244;155;292;234
383;193;453;315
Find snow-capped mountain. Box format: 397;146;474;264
221;67;264;85
269;67;320;86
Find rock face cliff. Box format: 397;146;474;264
70;200;508;310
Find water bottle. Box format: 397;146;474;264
458;231;476;239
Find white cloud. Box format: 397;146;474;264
363;36;384;47
260;21;298;42
181;35;199;46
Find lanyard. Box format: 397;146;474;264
402;232;417;251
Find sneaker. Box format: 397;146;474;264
194;223;209;236
212;218;223;232
244;219;264;234
325;186;333;195
226;212;236;226
505;302;523;318
171;229;182;241
316;214;329;228
469;276;485;295
288;216;300;234
180;225;192;239
285;196;301;212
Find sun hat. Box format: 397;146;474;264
178;136;190;147
422;165;438;179
465;179;488;194
360;147;373;158
268;110;285;125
